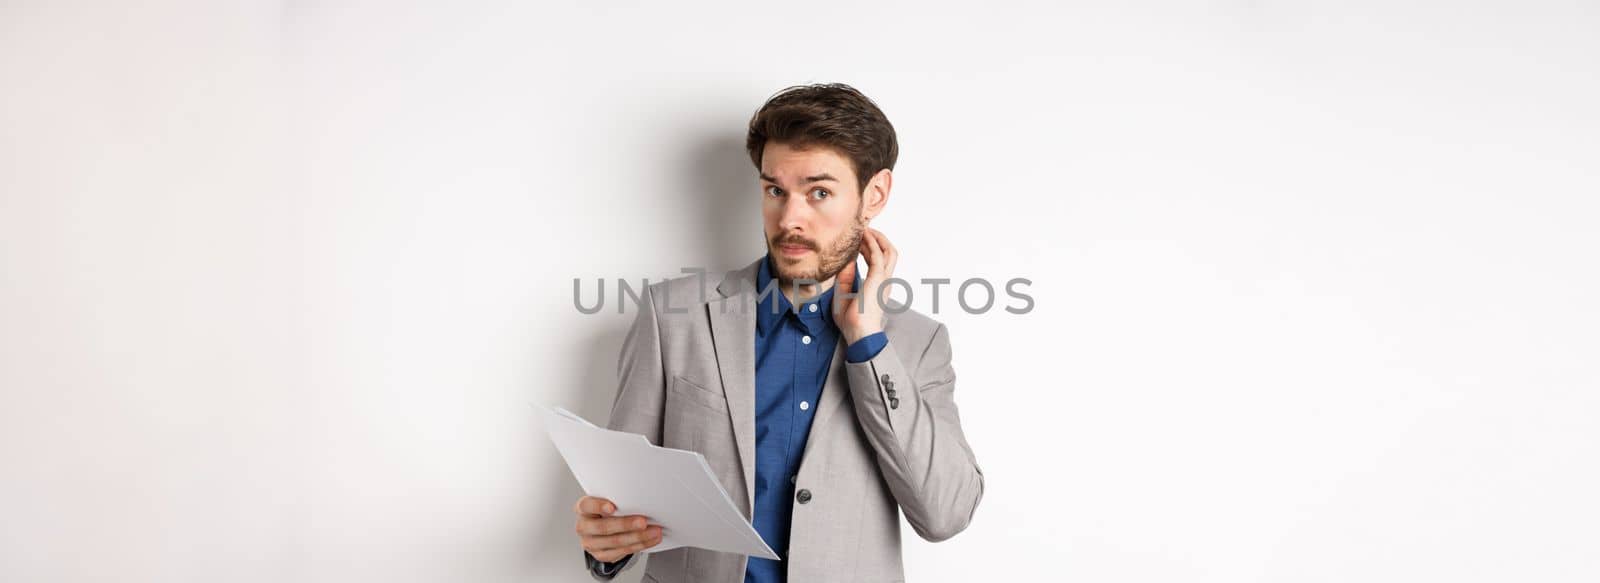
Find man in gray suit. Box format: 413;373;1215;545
571;83;984;582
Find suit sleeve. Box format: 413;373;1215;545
608;284;668;442
580;285;669;579
844;323;985;542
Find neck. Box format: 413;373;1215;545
777;275;836;306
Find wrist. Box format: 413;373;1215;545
843;326;883;346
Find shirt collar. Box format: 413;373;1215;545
755;253;863;338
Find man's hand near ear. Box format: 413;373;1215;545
833;227;898;345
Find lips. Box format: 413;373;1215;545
778;244;812;256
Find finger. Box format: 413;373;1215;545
863;228;885;276
578;514;650;537
587;525;663;562
575;496;616;517
591;529;661;564
875;230;898;275
613;528;666;556
586;525;662;553
596;527;665;562
836;260;856;295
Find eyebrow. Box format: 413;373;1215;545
760;172;839;185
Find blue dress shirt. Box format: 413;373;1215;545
745;254;885;583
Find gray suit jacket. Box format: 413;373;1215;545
588;258;984;582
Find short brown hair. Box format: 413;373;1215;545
745;83;899;195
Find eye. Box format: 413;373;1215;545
809;188;831;200
765;185;783;197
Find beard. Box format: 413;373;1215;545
769;216;865;285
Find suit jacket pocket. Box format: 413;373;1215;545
669;375;727;412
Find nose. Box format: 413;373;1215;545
777;191;811;233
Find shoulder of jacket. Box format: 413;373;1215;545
636;271;719;320
884;300;945;344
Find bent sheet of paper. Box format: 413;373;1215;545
539;405;780;560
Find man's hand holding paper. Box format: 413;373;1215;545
540;406;780;564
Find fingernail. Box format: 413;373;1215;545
605;503;615;514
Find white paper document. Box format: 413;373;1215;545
540;405;780;560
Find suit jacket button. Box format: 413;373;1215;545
886;389;897;397
796;489;812;504
880;373;892;384
883;380;894;390
889;397;900;409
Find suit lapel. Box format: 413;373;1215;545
708;259;761;516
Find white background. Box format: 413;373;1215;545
3;1;1597;582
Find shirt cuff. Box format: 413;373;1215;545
584;550;632;579
845;332;888;363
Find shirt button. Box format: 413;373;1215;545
802;335;812;345
799;400;810;411
790;475;796;484
808;303;818;313
796;489;812;504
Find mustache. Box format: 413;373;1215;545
771;234;818;251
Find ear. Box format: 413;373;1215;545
862;168;892;220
